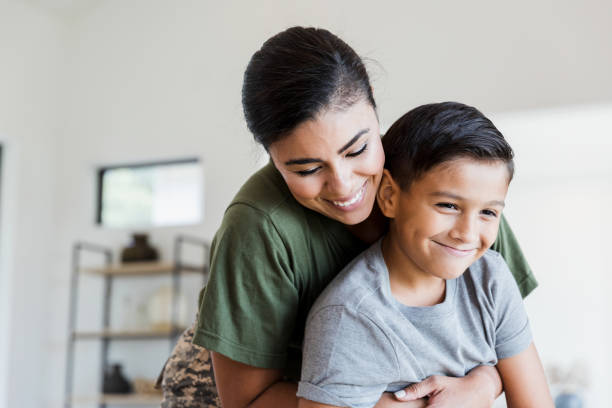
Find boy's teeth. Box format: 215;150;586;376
332;185;364;207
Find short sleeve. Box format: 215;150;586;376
491;214;538;298
193;203;298;368
298;306;398;408
491;255;533;359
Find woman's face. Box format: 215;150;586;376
268;99;385;225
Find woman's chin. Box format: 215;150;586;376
326;200;374;225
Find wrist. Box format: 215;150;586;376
467;365;501;405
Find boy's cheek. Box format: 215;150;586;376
484;223;502;248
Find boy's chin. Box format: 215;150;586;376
431;265;470;280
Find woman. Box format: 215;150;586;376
159;26;537;408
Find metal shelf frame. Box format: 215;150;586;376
64;235;209;408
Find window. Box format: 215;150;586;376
96;158;203;228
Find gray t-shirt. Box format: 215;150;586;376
297;240;532;408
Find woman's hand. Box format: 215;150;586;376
299;393;426;408
373;392;427;407
393;365;501;408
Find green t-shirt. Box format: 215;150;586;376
193;163;537;380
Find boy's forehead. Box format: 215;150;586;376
407;158;510;201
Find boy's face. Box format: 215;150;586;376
378;157;510;281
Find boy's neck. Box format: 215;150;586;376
381;234;447;307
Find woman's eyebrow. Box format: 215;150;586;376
284;128;370;166
337;128;369;154
284;157;322;165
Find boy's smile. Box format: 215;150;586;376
378;157;510;300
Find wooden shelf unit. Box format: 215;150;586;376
82;261;207;277
73;393;162;406
64;235;209;408
74;327;187;340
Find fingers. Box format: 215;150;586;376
394;376;441;401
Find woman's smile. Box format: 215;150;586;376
326;180;367;210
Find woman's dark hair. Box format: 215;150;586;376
242;26;376;149
383;102;514;190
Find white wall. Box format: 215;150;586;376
1;0;612;406
492;104;612;407
0;1;67;407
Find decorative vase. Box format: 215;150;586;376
147;285;189;331
121;233;159;263
555;393;583;408
102;363;132;394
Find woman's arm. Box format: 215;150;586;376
214;350;504;408
298;395;426;408
496;343;553;408
211;352;298;408
215;351;430;408
213;352;427;408
393;365;501;407
298;365;500;408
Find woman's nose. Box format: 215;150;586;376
326;165;353;196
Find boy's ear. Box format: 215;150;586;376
376;169;400;218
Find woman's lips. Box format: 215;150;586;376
433;241;478;257
326;181;367;211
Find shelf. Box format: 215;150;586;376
73;393;161;405
66;236;210;408
74;327;186;340
81;261;206;276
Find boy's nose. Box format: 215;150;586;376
449;214;479;243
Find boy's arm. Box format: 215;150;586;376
496;342;553;407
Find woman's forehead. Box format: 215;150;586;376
269;100;379;160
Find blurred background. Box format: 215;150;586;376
1;0;611;407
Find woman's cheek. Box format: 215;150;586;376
286;176;323;200
367;141;386;174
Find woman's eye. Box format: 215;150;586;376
481;209;498;218
346;143;367;157
296;167;321;176
436;202;458;210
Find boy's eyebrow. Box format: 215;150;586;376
430;191;506;207
284;128;369;166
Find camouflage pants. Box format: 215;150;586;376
157;326;221;407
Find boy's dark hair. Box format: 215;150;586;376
382;102;514;190
242;26;376;149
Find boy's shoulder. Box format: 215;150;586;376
308;240;387;317
471;248;505;272
463;249;517;297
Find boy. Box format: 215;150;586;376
296;102;553;408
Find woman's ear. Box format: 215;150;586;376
376;169;399;218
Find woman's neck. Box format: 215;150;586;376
345;203;388;244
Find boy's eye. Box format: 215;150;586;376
346;143;367;157
481;209;498;218
435;202;458;210
296;166;322;176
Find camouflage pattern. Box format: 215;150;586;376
157;326;221;407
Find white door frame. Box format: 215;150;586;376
0;135;19;408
